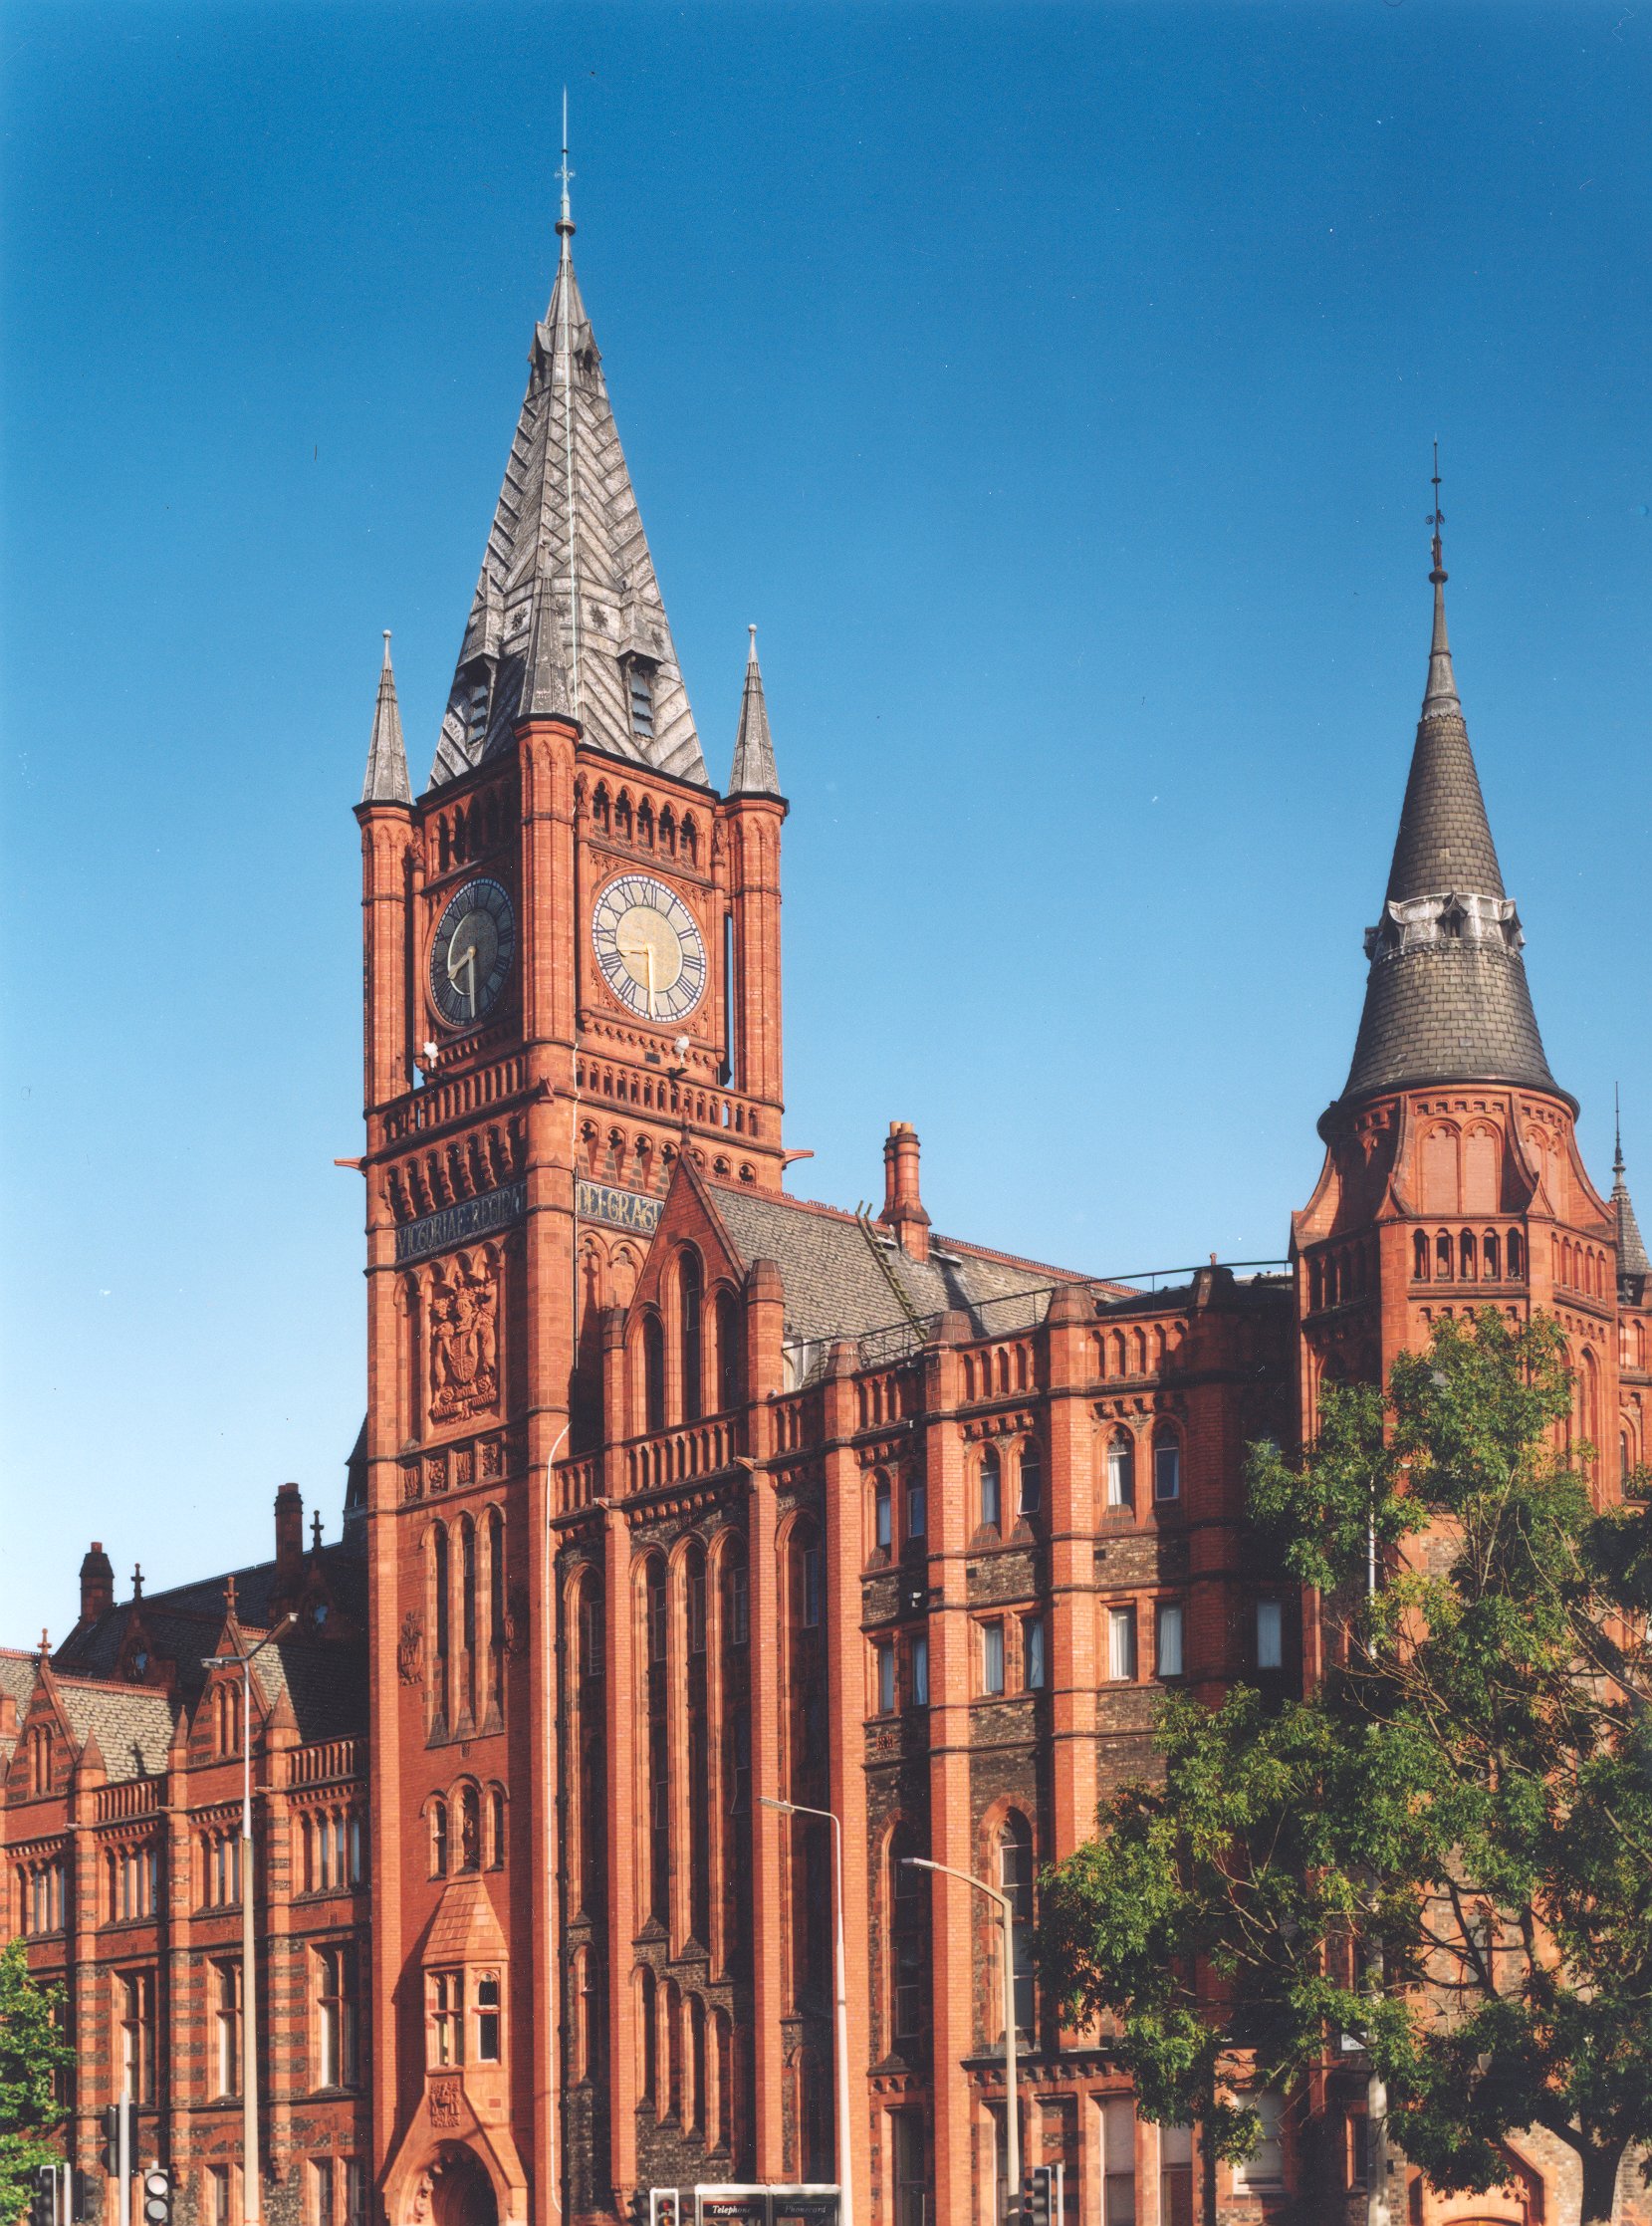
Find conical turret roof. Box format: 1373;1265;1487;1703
729;627;781;798
360;632;412;806
428;201;707;792
1333;502;1563;1117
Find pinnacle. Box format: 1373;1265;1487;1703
729;625;782;799
360;631;413;807
1612;1122;1651;1288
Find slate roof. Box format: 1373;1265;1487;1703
1334;559;1562;1113
54;1679;177;1780
728;628;781;799
706;1183;1088;1366
428;216;708;792
360;631;413;806
1613;1133;1650;1302
0;1648;39;1766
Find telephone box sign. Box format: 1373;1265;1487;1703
693;2191;840;2226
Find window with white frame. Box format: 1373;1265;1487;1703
1233;2091;1285;2188
981;1620;1006;1696
206;2165;233;2226
1256;1599;1284;1671
316;1944;357;2089
1024;1614;1047;1691
874;1476;892;1554
212;1958;242;2099
1101;2096;1137;2226
475;1972;502;2063
312;2158;334;2226
1160;2124;1194;2224
1155;1602;1185;1679
998;1816;1036;2035
876;1642;895;1715
343;2163;366;2226
119;1969;156;2102
1106;1432;1135;1511
908;1634;929;1708
1017;1439;1043;1517
428;1970;463;2067
979;1446;1002;1531
1107;1606;1138;1682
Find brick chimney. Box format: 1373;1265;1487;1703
275;1483;305;1585
78;1541;116;1628
879;1120;931;1263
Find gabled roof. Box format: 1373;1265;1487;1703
1332;527;1563;1117
428;212;707;792
705;1181;1088;1362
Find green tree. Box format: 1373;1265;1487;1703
0;1934;74;2224
1038;1312;1652;2225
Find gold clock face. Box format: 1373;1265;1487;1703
590;874;706;1023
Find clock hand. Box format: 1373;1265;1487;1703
644;940;656;1019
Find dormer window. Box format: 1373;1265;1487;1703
628;667;655;741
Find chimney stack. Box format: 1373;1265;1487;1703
878;1121;931;1263
275;1483;305;1580
78;1541;116;1628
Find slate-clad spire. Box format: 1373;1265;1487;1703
361;631;412;806
729;626;781;797
1613;1102;1651;1298
1333;471;1563;1116
427;153;707;792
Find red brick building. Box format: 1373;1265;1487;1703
5;189;1649;2226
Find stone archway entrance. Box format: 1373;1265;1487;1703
411;2146;499;2226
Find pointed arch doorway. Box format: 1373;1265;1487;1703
416;2147;499;2226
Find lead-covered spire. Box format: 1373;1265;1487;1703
361;631;412;806
1331;467;1563;1117
427;151;707;791
729;626;781;797
1613;1099;1650;1300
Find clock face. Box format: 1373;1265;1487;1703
429;877;516;1030
591;873;707;1023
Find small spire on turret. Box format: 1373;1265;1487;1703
360;630;413;806
729;625;782;798
1422;440;1460;719
1612;1088;1651;1296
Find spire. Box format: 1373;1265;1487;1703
360;631;413;806
729;626;782;798
1328;467;1563;1122
1612;1093;1651;1295
427;149;708;791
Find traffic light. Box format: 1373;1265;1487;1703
30;2166;56;2226
649;2197;680;2226
1023;2164;1055;2226
140;2168;174;2226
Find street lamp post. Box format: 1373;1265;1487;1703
204;1612;294;2226
760;1795;855;2226
904;1855;1020;2224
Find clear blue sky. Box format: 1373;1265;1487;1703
2;2;1647;1633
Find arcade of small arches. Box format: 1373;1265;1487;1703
581;778;702;866
428;783;513;880
1409;1225;1527;1286
423;1778;508;1878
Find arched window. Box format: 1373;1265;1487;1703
713;1289;741;1412
681;815;699;865
689;1993;707;2133
997;1814;1036;2037
614;790;632;840
1578;1349;1600;1474
1105;1430;1135;1511
637;1966;657;2105
1483;1229;1501;1280
644;1557;670;1922
679;1251;704;1422
888;1821;928;2051
1130;1329;1147;1376
487;1786;506;1868
1460;1229;1477;1281
665;1978;684;2121
1413;1230;1430;1281
432;1522;450;1722
1436;1230;1454;1280
1017;1439;1043;1518
684;1539;711;1946
1508;1228;1525;1279
592;784;610;833
1464;1125;1500;1214
572;1945;593;2084
714;2008;734;2151
643;1314;667;1435
979;1446;1002;1531
429;1799;448;1878
460;1515;477;1721
487;1506;506;1708
458;1784;481;1870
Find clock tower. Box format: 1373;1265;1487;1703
353;172;787;2226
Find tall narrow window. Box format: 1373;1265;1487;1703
460;1516;477;1720
1257;1599;1284;1671
207;2168;232;2226
1160;2125;1194;2226
799;1542;824;1629
1102;2098;1137;2226
344;2163;366;2226
1233;2092;1285;2189
213;1960;242;2099
981;1620;1006;1696
1155;1602;1185;1679
429;1800;448;1878
488;1786;506;1868
679;1251;704;1422
909;1634;929;1708
432;1523;450;1722
980;1446;1002;1531
316;1946;356;2089
1153;1433;1181;1503
1024;1615;1048;1691
998;1816;1036;2034
874;1475;892;1555
1107;1606;1137;1682
876;1642;896;1715
721;912;738;1090
714;1290;741;1411
1413;1229;1430;1281
638;1966;657;2104
905;1475;926;1542
428;1971;463;2067
1483;1229;1501;1280
119;1971;156;2103
1017;1439;1043;1517
1105;1433;1135;1510
628;667;655;740
643;1316;667;1435
645;1558;670;1923
475;1973;502;2063
312;2159;334;2226
487;1507;506;1704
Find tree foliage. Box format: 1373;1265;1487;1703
0;1934;73;2224
1038;1312;1652;2224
